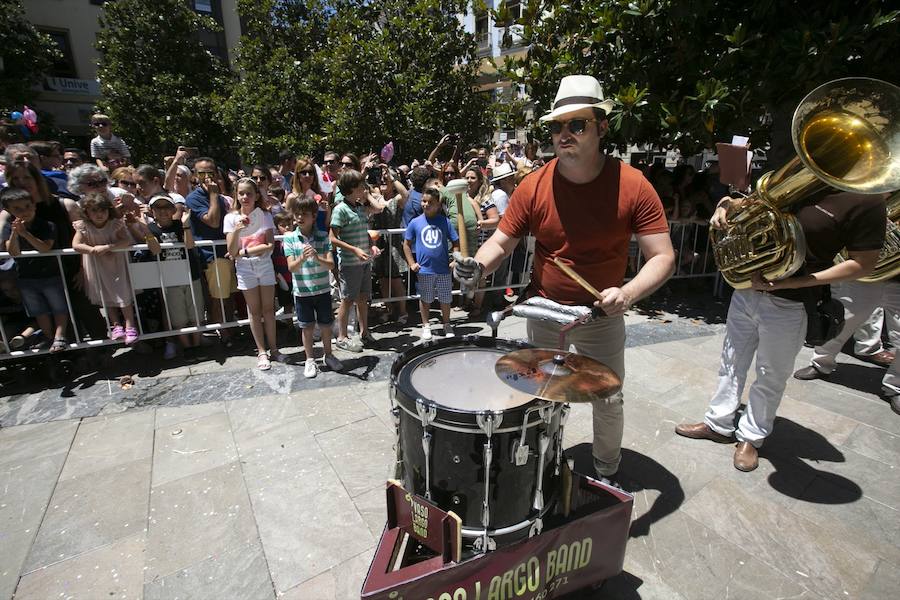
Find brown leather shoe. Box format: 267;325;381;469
674;422;734;443
793;365;827;380
860;349;895;367
733;442;759;472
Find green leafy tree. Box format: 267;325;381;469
318;0;495;162
0;0;60;114
95;0;234;164
221;0;330;164
497;0;900;160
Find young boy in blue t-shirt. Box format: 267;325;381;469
403;188;460;341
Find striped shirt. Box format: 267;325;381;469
282;228;332;298
90;134;131;159
330;200;370;266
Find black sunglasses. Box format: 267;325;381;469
340;161;354;167
323;159;337;164
546;118;599;136
92;121;110;127
299;170;315;176
251;175;267;181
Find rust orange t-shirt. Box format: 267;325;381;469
499;157;669;305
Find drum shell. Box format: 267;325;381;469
396;404;561;533
391;336;562;540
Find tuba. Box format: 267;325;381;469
711;78;900;289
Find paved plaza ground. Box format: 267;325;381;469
1;286;898;599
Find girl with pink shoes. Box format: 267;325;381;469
72;192;142;345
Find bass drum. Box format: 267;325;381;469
390;336;566;552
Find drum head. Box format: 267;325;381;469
409;347;534;411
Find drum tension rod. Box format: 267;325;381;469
555;404;571;476
416;399;437;500
476;411;502;552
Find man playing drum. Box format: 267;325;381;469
455;75;675;483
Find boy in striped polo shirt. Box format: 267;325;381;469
284;196;344;378
330;169;380;352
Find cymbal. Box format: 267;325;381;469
495;349;622;404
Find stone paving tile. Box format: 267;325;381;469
352;485;388;540
278;547;375;600
316;416;395;498
58;410;155;481
562;401;594;445
0;389;117;427
783;377;900;436
292;382;376;435
641;432;817;512
236;417;376;593
0;453;69;600
227;393;302;438
796;446;900;510
156;401;226;429
14;533;145;600
773;396;860;449
358;380;396;431
682;478;880;600
0;419;78;470
143;540;274;600
595;558;688;599
23;458;150;573
622;396;683;449
145;461;258;583
626;506;809;600
861;559;900;600
842;422;900;467
151;411;239;488
788;474;900;566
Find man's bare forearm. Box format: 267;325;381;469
621;254;675;303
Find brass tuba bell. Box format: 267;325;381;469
711;77;900;289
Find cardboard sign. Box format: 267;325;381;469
386;480;461;562
362;472;633;599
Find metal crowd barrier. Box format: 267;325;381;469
0;222;717;360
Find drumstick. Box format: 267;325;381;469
454;190;475;299
454;191;469;258
553;257;605;301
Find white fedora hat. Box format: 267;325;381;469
490;162;516;183
539;75;615;122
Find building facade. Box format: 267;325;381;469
23;0;242;143
459;0;532;149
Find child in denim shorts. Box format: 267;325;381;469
0;188;69;352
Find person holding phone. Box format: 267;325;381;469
185;156;236;342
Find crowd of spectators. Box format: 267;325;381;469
0;114;723;375
0;117;547;375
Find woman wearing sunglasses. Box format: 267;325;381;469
455;75;675;487
289;157;329;232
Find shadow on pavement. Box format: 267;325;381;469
565;443;685;540
338;355;381;381
633;279;729;325
809;362;886;397
762;416;862;503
